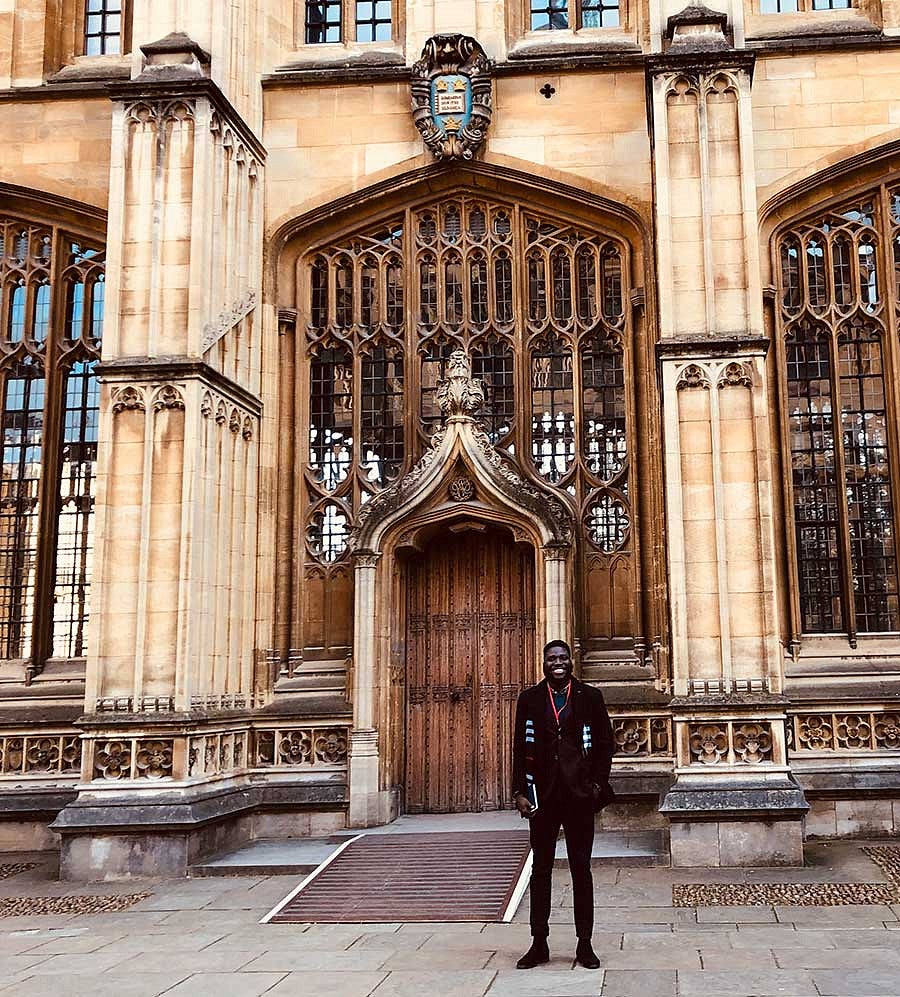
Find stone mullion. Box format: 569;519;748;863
875;185;900;620
29;228;66;675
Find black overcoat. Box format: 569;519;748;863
512;676;615;812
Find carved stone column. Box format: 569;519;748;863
650;9;806;864
348;551;389;827
53;34;267;879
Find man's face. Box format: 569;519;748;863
543;644;573;686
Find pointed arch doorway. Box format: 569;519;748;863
404;524;535;813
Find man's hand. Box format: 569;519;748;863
514;792;533;818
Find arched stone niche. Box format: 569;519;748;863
347;350;575;826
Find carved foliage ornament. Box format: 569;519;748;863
411;34;492;161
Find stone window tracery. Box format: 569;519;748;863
299;195;637;656
0;216;104;668
777;188;900;642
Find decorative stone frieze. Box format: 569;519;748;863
788;710;900;753
0;733;81;778
252;725;349;769
688;720;774;766
611;715;673;758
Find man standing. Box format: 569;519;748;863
512;639;615;970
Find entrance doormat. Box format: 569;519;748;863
263;829;531;924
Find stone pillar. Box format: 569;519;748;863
348;552;391;827
53;33;266;879
650;9;806;864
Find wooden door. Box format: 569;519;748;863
405;527;535;813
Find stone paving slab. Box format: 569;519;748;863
369;970;497;995
699;948;778;969
600;969;676;997
813;967;900;996
162;971;289;996
240;948;392;971
5;843;900;995
0;972;193;997
675;968;820;995
772;946;900;969
266;971;389;996
487;969;604;995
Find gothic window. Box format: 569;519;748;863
529;0;620;30
777;189;900;641
304;0;393;43
305;221;403;565
300;196;636;654
0;216;104;669
83;0;123;55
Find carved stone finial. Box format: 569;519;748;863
666;5;729;52
436;350;485;419
137;31;211;81
410;34;493;161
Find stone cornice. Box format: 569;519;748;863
97;357;262;415
656;335;770;357
107;76;266;163
647;48;756;77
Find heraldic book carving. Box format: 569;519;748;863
410;34;493;161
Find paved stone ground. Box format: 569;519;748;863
1;843;900;995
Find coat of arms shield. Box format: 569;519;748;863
411;34;493;161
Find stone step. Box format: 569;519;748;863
191;828;670;877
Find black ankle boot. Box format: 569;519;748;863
516;938;550;969
575;938;600;969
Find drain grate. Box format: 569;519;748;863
266;830;531;924
0;893;151;917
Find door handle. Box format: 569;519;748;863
450;690;461;702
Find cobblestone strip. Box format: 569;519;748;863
0;863;36;879
862;845;900;887
0;892;151;916
672;882;898;907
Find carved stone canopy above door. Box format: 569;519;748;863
349;350;574;555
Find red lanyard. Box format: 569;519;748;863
548;682;571;730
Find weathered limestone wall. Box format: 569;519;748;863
754;51;900;196
263;69;651;226
0;98;111;209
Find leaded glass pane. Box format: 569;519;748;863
52;360;98;658
582;0;619;28
306;0;341;43
531;0;569;29
0;360;44;658
786;324;842;633
83;0;122;55
473;338;514;443
356;0;391;42
307;503;349;562
531;335;575;482
309;347;353;489
582;334;626;481
361;346;403;486
838;320;899;632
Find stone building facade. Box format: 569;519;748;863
2;0;900;879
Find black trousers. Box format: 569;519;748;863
527;785;595;940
